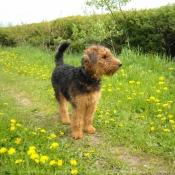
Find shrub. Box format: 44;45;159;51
0;4;175;57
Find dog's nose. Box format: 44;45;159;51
118;63;122;67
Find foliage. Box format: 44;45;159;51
0;4;175;57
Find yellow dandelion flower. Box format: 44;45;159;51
113;110;117;114
10;126;15;131
156;90;161;93
150;122;154;125
8;148;16;155
127;97;132;100
104;120;109;124
158;81;164;85
30;153;39;160
168;115;173;119
119;123;123;127
108;89;112;92
40;129;46;133
162;103;168;107
159;76;164;81
110;118;115;122
151;127;155;131
40;156;49;163
27;149;36;156
169;67;173;70
59;131;64;136
50;133;57;138
136;81;141;85
132;92;137;96
15;138;22;145
16;123;21;127
150;96;155;100
49;142;59;149
0;147;7;154
129;80;135;84
33;132;37;135
29;146;36;150
57;159;63;166
11;119;16;123
169;120;174;124
163;87;168;90
71;169;78;174
161;117;166;121
49;160;56;166
85;153;90;157
70;160;78;166
157;114;162;118
155;99;160;103
4;102;8;106
15;159;24;164
163;128;170;132
100;110;104;114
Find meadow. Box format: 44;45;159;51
0;45;175;174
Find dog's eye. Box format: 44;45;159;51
102;55;107;59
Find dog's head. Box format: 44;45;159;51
82;45;122;79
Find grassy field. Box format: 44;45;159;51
0;45;175;174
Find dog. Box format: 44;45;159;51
51;42;122;139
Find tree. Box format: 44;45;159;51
85;0;131;49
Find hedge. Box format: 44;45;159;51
0;4;175;57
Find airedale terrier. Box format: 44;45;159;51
51;42;122;139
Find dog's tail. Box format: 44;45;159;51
55;42;70;65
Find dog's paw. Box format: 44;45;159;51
72;131;83;139
61;118;71;125
84;126;96;134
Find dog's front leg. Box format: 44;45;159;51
71;106;84;139
83;103;97;134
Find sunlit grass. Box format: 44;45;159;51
0;45;175;174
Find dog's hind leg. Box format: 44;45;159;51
58;92;71;125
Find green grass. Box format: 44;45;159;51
0;45;175;174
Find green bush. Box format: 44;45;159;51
0;4;175;57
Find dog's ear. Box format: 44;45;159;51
83;47;98;65
87;51;98;64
